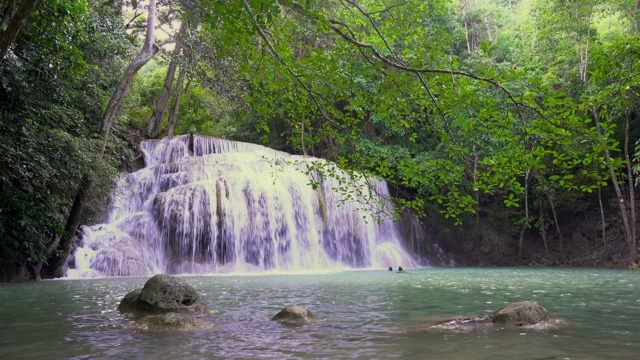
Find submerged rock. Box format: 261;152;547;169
271;306;317;324
136;312;211;331
430;301;554;331
432;315;493;330
117;274;210;330
117;288;142;314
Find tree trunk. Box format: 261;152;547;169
43;174;91;278
166;68;188;137
43;0;158;279
146;21;186;137
572;3;637;267
0;0;39;64
540;204;548;254
100;0;158;151
473;151;479;224
518;169;531;259
549;198;563;258
592;104;638;267
597;181;606;249
624;111;638;268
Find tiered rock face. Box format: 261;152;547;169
70;134;418;278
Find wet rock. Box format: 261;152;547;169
135;274;209;316
136;312;211;331
117;288;142;313
430;301;553;331
271;306;317;324
431;315;493;330
489;301;550;326
117;274;210;330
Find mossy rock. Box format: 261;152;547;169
271;306;317;324
117;288;142;314
430;301;553;331
117;274;209;317
489;301;550;326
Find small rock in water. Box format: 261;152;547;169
271;306;317;324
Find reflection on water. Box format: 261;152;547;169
1;268;639;359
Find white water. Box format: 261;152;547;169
68;135;418;277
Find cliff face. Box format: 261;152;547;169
429;211;633;268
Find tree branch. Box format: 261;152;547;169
241;0;338;126
0;0;39;65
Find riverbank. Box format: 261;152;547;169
433;216;635;269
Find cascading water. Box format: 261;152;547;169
68;135;419;277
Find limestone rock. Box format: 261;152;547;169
489;301;550;326
117;288;142;314
136;313;211;331
135;274;209;317
117;274;210;331
430;301;554;331
271;306;317;324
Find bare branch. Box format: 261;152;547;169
125;10;144;30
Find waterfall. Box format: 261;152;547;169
68;135;419;277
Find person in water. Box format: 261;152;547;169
397;266;405;273
388;266;393;271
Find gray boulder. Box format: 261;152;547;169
117;274;210;330
135;274;208;316
271;306;317;324
430;301;553;331
489;301;550;326
117;288;142;314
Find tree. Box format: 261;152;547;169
0;0;40;65
44;0;159;278
0;0;133;280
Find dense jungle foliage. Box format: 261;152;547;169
1;0;639;280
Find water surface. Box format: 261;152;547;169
1;268;638;359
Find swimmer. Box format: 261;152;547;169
397;266;405;273
388;266;393;271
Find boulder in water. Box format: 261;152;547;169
489;301;550;326
117;288;142;314
271;306;317;324
136;274;209;316
117;274;210;330
430;301;554;331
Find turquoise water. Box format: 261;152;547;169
0;268;638;359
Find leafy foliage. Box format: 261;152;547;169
1;0;640;276
0;0;130;277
